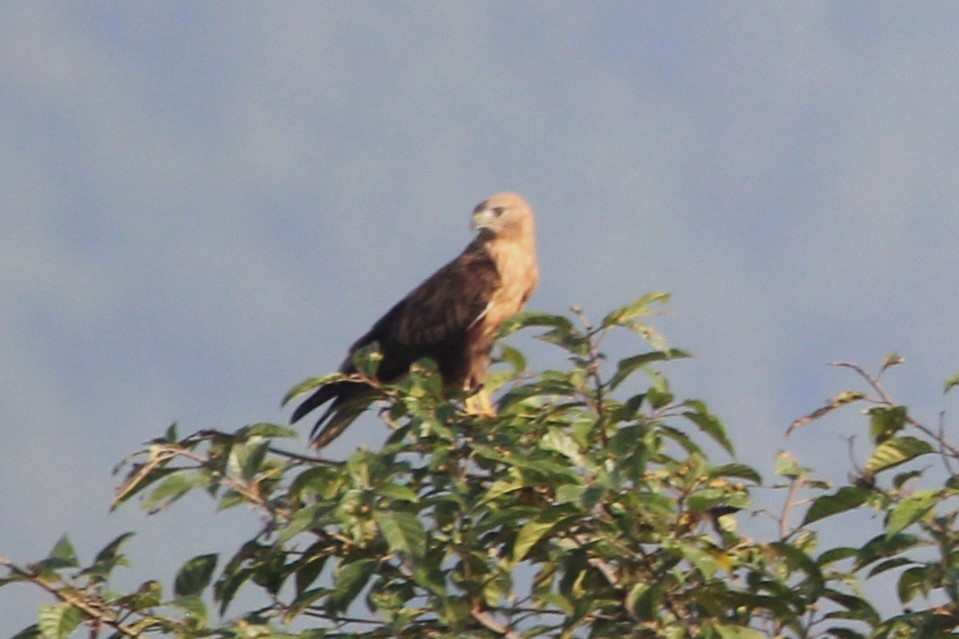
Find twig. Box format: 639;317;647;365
470;607;524;639
779;477;801;540
0;558;144;638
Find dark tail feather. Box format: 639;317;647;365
290;380;374;449
309;393;371;448
290;381;345;424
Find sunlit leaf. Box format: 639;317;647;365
864;436;934;475
37;603;84;639
228;440;269;481
880;352;904;373
775;450;805;479
539;428;588;468
513;511;574;563
885;489;940;538
374;510;426;562
350;341;383;378
172;595;207;627
499;311;575;338
143;471;205;512
601;291;670;328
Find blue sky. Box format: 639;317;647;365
4;2;959;631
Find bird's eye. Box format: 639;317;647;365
492;207;505;217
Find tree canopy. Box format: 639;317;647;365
4;294;959;639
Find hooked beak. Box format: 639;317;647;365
472;206;496;231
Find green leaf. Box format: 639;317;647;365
601;291;671;328
678;542;720;579
329;558;377;614
892;468;924;489
707;463;762;484
174;553;218;597
9;625;42;639
866;556;914;578
237;422;298;439
775;450;806;479
37;603;84;639
44;535;78;570
143;471;205;512
897;565;930;604
625;581;663;621
93;531;134;565
822;588;880;625
713;624;766;639
377;483;420;503
172;595;208;627
769;542;825;599
686;487;749;513
160;422;179;442
608;349;690;390
864;436;934;475
854;533;921;571
285;587;330;622
802;487;869;526
885;489;940;538
131;579;163;609
513;511;573;563
294;547;328;595
535;326;587;356
945;372;959;394
817;546;858;566
682;400;734;455
539;428;587;468
374;510;426;562
81;531;135;579
229;440;270;481
880;352;904;373
495;343;527;373
352;342;383;378
867;406;907;444
499;311;575;338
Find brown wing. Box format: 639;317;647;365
291;241;502;446
358;242;501;382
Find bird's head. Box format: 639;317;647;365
471;192;535;240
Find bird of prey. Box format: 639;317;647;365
290;192;539;448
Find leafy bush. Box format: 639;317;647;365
4;295;959;638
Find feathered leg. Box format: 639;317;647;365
465;387;496;416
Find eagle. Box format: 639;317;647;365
291;192;539;448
